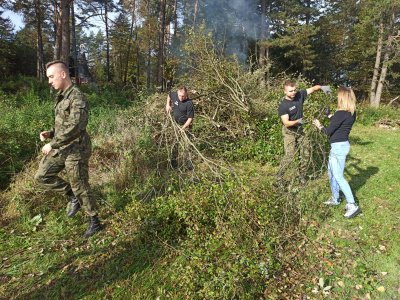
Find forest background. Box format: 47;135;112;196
1;0;399;104
1;0;400;299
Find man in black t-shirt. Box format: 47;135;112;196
165;86;195;169
277;80;331;181
166;86;194;129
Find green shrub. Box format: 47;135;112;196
357;105;399;126
117;172;284;299
0;88;53;188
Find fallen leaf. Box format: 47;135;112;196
377;286;385;292
319;278;325;288
337;281;345;287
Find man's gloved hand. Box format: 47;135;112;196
297;118;304;125
320;85;331;94
323;107;331;117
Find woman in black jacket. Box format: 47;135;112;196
313;87;361;218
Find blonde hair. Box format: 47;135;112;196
337;87;356;115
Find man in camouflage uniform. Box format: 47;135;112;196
35;60;101;238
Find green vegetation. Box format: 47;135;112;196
2;0;400;297
1;75;399;299
0;78;52;189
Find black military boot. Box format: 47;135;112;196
83;215;102;238
66;191;81;218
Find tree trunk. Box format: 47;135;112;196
71;1;78;82
53;0;61;60
147;47;151;92
259;0;267;66
371;9;396;108
146;0;152;92
124;0;136;85
305;0;311;25
370;22;384;106
104;0;111;82
158;0;166;91
60;0;70;65
173;0;177;42
373;35;393;108
193;0;199;29
35;0;45;80
136;30;140;89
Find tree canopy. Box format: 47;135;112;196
1;0;400;105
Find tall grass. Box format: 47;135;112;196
0;85;52;189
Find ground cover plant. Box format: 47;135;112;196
1;32;399;298
1;120;399;299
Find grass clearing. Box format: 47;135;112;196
1;121;400;298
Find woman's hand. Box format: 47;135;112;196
313;119;323;130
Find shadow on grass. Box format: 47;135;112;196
346;155;379;196
13;216;182;299
349;136;373;146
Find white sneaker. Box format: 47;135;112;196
324;197;340;206
344;203;361;218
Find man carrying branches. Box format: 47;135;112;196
277;80;331;183
165;86;194;130
165;86;195;169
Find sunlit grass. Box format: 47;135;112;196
312;125;400;299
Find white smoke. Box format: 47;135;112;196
200;0;262;64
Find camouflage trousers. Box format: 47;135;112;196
35;146;97;217
278;126;311;177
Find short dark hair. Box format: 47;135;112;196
284;80;296;88
45;60;68;71
177;85;188;93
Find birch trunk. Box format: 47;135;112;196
373;43;391;108
370;22;384;106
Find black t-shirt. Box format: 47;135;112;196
278;89;308;128
322;110;356;144
170;92;195;125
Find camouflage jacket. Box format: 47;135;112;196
49;84;90;151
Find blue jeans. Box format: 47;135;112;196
328;141;355;204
